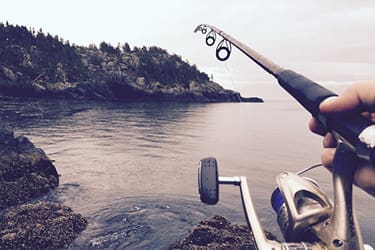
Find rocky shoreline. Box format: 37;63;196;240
170;215;277;249
1;75;263;103
0;202;87;249
0;131;273;249
0;129;87;249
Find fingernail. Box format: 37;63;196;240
320;96;339;113
321;96;338;106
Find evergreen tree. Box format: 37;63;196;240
123;42;131;53
0;22;211;92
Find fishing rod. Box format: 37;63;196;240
194;24;375;164
195;24;374;250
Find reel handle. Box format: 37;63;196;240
198;157;219;204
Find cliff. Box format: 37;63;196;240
0;22;262;102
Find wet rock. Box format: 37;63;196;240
170;215;277;249
1;66;17;82
0;202;88;249
0;130;87;248
0;129;59;209
240;96;264;103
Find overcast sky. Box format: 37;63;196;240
1;0;374;99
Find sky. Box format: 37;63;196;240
1;0;375;99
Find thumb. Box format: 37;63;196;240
319;95;360;115
320;82;375;115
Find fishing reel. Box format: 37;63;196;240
270;171;332;243
198;157;327;249
198;142;371;249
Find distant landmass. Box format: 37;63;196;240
0;22;263;103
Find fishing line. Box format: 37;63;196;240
296;163;323;175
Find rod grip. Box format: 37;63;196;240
277;69;375;164
277;70;336;118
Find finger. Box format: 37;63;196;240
319;95;360;115
356;81;375;112
360;112;375;122
323;133;337;148
371;112;375;122
321;148;335;172
354;162;375;196
309;117;327;136
322;150;375;196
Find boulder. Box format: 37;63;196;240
0;202;87;249
0;129;59;210
170;215;277;249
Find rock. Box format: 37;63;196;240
32;82;47;92
170;215;277;249
240;96;264;103
1;66;17;82
45;82;78;93
0;202;88;249
136;77;146;86
0;130;87;248
0;129;59;210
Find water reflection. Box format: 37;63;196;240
0;97;373;247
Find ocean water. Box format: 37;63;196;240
0;97;373;248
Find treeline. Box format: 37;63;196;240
0;22;209;91
0;22;85;86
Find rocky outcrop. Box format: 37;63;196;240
0;129;58;209
240;96;264;103
12;79;252;103
0;129;87;248
170;215;277;249
0;202;87;249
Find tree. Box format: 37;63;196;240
99;41;116;54
122;42;131;53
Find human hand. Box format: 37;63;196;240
309;81;375;196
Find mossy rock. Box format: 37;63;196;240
0;202;87;249
0;129;59;209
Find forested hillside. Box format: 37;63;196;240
0;22;261;102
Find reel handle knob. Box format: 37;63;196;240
198;157;219;204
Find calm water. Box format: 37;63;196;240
0;97;373;248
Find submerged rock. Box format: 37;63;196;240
0;202;88;249
0;129;59;209
170;215;277;249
